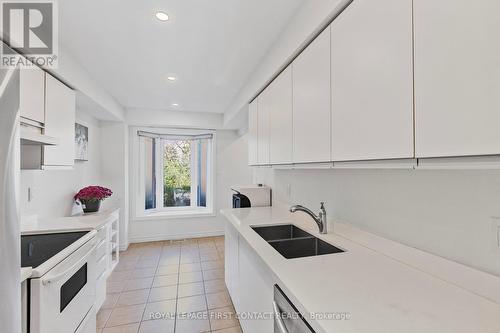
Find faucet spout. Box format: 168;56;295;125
289;202;327;234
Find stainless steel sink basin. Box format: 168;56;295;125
251;224;345;259
252;224;313;241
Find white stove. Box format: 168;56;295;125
21;230;97;333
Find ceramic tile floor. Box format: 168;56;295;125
97;236;242;333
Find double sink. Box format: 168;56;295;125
252;224;345;259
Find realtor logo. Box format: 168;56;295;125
1;0;58;68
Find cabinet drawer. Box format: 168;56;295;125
96;226;108;241
95;266;107;310
96;238;107;261
96;250;108;278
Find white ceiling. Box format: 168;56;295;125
59;0;304;114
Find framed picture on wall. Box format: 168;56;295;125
75;123;89;161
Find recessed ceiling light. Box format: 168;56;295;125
166;76;176;81
172;103;179;107
155;11;169;21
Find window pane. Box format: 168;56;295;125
197;139;208;207
144;138;156;210
163;140;191;207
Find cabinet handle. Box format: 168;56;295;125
273;301;289;333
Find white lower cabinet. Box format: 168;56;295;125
225;222;240;308
95;211;120;311
225;222;274;333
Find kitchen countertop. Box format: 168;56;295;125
221;205;500;333
21;208;119;235
21;267;32;283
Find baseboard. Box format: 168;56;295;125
119;242;129;251
128;230;224;244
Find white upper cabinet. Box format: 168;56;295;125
293;27;331;163
20;66;45;124
43;74;76;167
331;0;414;161
257;95;270;165
269;67;293;165
248;99;259;165
414;0;500;158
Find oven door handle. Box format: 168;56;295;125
41;240;97;286
273;301;289;333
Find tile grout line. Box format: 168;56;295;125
101;238;227;333
198;239;214;332
137;242;168;333
172;240;183;333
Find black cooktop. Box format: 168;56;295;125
21;231;89;268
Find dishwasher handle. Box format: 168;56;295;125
273;301;290;333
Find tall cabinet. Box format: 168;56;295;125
331;0;414;161
292;27;331;163
414;0;500;158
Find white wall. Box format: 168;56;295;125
49;46;125;121
253;163;500;276
224;0;351;130
20;111;102;217
126;108;224;129
100;121;129;250
128;130;252;242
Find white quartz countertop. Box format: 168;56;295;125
21;267;32;283
21;208;119;235
221;206;500;333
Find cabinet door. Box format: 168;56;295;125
20;67;45;124
248;99;259;165
238;237;274;333
269;66;293;165
257;94;270;165
414;0;500;157
331;0;414;161
224;222;240;310
43;74;76;167
293;27;331;163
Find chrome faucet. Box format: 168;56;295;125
289;202;327;234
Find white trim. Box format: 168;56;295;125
129;230;224;244
154;139;163;209
135;209;215;221
119;243;129;252
131;126;216;219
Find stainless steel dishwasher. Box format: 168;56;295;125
273;285;315;333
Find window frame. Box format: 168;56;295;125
131;127;216;220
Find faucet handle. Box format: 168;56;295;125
320;202;325;209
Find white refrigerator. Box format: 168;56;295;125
0;53;21;333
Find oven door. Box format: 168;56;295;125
30;237;97;333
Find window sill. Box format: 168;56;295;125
134;209;216;221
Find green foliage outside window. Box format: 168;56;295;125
163;140;191;206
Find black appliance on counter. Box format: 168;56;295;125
231;184;271;208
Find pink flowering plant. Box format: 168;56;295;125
74;186;113;203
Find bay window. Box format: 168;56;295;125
135;128;215;217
